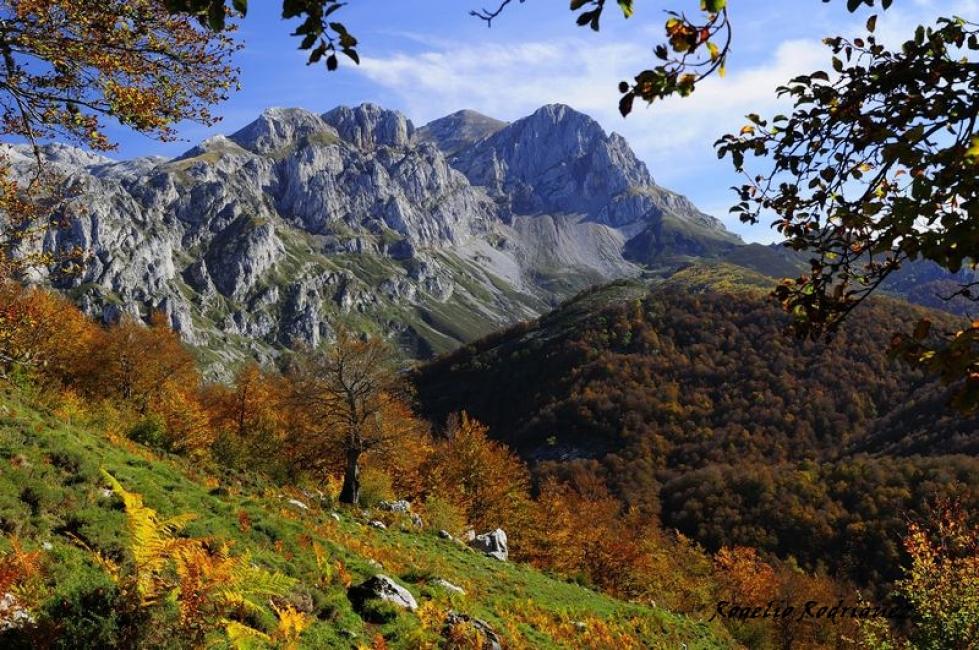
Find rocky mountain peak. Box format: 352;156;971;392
18;101;743;373
415;109;507;155
228;107;334;156
450;102;653;217
322;103;415;151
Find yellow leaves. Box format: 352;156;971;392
101;469;197;605
740;125;756;136
707;41;720;61
225;620;272;649
5;0;241;154
271;603;311;649
966;136;979;163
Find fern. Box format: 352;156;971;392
225;619;272;649
225;604;310;650
101;469;196;605
101;471;302;646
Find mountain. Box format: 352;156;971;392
8;103;741;372
414;109;507;155
415;263;978;472
413;262;979;587
721;243;978;316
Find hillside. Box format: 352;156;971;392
415;263;979;588
0;387;732;649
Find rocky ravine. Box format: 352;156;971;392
8;103;741;373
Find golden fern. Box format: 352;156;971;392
226;619;272;649
172;542;295;623
225;603;310;650
101;471;300;645
101;469;197;605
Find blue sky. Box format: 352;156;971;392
107;0;974;243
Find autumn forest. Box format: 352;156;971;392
0;0;977;649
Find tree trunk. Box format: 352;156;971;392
339;448;361;505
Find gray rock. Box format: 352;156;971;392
444;611;501;650
377;499;412;514
286;498;309;512
469;529;508;562
416;109;507;156
323;103;414;150
0;593;34;631
438;529;455;541
369;520;387;530
432;578;465;595
10;103;740;378
348;575;418;612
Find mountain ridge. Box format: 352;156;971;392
9;102;740;372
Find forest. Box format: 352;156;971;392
0;270;974;647
416;265;979;594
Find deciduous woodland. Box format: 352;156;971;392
0;271;973;648
0;0;976;647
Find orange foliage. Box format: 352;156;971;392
0;283;95;380
200;363;287;467
424;412;532;533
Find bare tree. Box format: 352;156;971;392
285;326;406;505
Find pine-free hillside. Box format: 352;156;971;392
0;388;734;649
0;282;750;648
414;263;979;589
6;278;972;649
7;102;739;375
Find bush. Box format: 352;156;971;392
358;468;394;508
125;415;170;451
357;598;400;624
421;495;466;537
16;570;149;650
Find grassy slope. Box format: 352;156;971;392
0;387;733;649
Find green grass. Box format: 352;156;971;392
0;387;734;649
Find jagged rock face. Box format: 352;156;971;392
323;103;414;151
452;104;651;217
9;103;741;374
414;109;507;156
229;107;334;156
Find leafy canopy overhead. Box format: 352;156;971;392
716;13;979;411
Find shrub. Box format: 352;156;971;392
357;599;400;624
358;468;394;508
124;415;170;451
421;495;466;537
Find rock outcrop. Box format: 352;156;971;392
348;575;418;613
469;529;508;562
8;103;742;374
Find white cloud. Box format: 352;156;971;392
351;0;978;242
355;34;828;240
356;33;829;164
